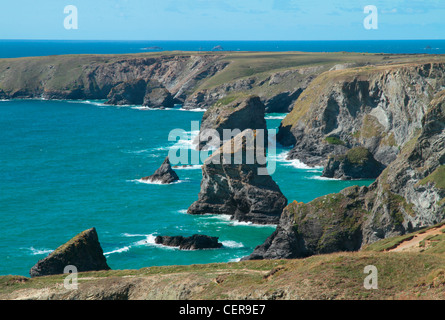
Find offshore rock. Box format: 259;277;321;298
105;79;147;105
322;146;386;180
141;157;179;184
195;95;267;150
155;235;223;250
29;228;110;277
188;129;287;225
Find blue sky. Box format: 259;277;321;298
0;0;444;40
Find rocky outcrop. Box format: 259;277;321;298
105;79;147;105
188;129;288;225
322;146;386;180
105;79;174;108
245;90;445;260
195;95;267;150
263;89;303;113
142;79;174;108
154;234;223;250
278;62;445;167
29;228;110;277
141;157;179;184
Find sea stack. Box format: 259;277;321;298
195;95;267;150
141;156;179;184
188;129;287;225
29;228;110;277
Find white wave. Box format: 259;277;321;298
228;257;242;263
274;151;323;170
178;209;188;214
230;221;277;228
221;240;244;248
201;214;276;228
178;108;206;112
172;164;202;170
104;246;130;255
308;176;342;181
0;99;10;102
128;178;187;185
28;247;53;255
265;115;286;120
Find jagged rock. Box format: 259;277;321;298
188;129;287;225
29;228;110;277
243;187;366;260
195;95;267;150
322;146;386;180
142;79;174;108
263;89;302;113
141;157;179;184
155;234;223;250
278;62;445;167
244;90;445;260
105;79;147;105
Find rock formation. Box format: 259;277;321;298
195;95;267;150
142;79;174;108
105;79;147;105
322;146;386;180
244;90;445;260
141;157;179;184
188;129;288;225
30;228;110;277
278;62;445;167
155;234;223;250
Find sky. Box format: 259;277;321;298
0;0;444;40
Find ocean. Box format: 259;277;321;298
2;39;439;276
0;39;445;58
0;99;374;276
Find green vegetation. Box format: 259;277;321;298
325;136;345;145
345;147;371;164
419;166;445;190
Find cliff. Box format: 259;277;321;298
245;90;445;260
278;62;445;167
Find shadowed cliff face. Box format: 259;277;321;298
188;129;288;225
245;90;445;260
279;62;445;167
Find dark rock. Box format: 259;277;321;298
243;187;366;260
143;79;174;109
195;95;267;150
105;79;147;105
322;147;386;180
155;234;223;250
142;157;179;184
263;89;302;113
188;129;288;225
29;228;110;277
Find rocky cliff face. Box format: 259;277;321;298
245;90;445;260
195;95;267;150
278;62;445;167
188;129;288;225
0;54;229;103
322;146;386;180
29;228;110;277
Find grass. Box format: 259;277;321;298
2;251;445;299
419;166;445;190
325;136;345;145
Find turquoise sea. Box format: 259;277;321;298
0;99;374;276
